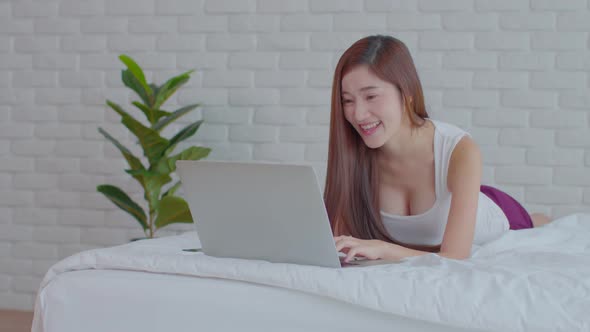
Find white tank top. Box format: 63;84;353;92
380;119;509;246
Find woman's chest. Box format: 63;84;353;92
379;165;436;217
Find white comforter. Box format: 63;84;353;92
33;213;590;331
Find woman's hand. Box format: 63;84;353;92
334;235;396;263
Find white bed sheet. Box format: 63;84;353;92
36;269;471;332
33;213;590;332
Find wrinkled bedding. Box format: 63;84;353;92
33;213;590;331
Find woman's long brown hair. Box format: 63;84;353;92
324;35;430;243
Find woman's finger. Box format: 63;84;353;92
335;240;350;252
335;238;358;252
345;247;361;263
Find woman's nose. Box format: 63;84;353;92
354;104;369;122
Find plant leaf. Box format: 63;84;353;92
132;101;156;124
149;83;160;99
153;103;200;133
155;195;193;230
97;128;146;188
124;117;169;165
119;55;148;86
155;146;211;174
154;110;172;122
132;102;172;126
97;128;145;172
143;171;172;213
97;184;148;231
124;169;172;211
122;70;151;106
124;169;152;176
162;181;181;198
119;55;152;103
107;100;170;165
164;120;203;156
153;70;194;110
106;99;128;118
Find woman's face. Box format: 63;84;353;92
341;65;406;149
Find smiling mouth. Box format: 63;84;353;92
359;121;381;136
360;121;381;130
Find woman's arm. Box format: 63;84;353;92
438;135;482;259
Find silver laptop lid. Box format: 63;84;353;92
176;160;341;268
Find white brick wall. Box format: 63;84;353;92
1;0;589;311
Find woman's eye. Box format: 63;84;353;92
342;100;352;104
367;95;376;100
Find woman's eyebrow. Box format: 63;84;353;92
341;86;379;95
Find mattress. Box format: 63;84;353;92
35;269;470;332
33;213;590;332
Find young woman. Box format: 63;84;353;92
324;35;551;263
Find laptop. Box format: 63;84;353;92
175;160;401;268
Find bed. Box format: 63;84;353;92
32;213;590;332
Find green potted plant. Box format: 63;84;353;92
97;55;210;239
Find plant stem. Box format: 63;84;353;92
149;212;154;238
